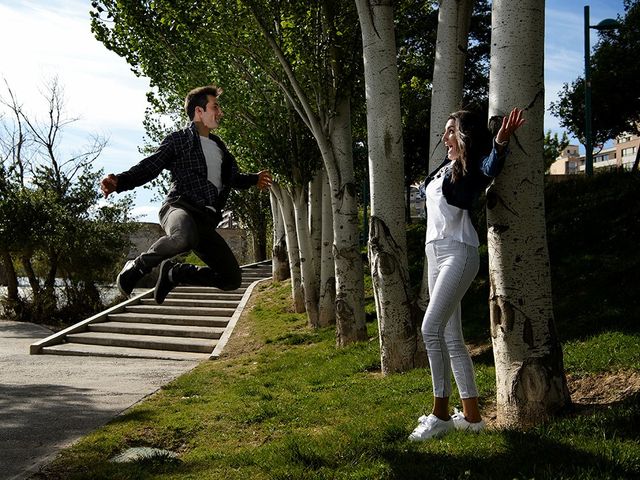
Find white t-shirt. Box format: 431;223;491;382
199;135;223;190
425;162;479;247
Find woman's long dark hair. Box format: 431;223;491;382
448;110;493;183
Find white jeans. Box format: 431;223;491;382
422;238;480;399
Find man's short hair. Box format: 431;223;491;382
184;85;222;120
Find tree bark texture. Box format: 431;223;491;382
292;186;320;327
271;184;305;313
356;0;419;373
428;0;473;171
488;0;571;426
318;169;336;326
309;172;323;291
1;250;19;303
326;97;368;346
248;4;366;346
270;191;290;281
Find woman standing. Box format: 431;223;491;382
409;107;525;441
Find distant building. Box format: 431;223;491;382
549;133;639;175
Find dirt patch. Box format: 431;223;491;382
567;369;640;405
480;369;640;428
464;342;640;425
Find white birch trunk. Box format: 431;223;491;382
309;171;323;291
428;0;473;170
487;0;571;426
292;186;320;327
356;0;419;373
419;0;474;318
272;183;305;313
326;97;368;345
249;6;367;346
270;190;290;281
318;169;336;326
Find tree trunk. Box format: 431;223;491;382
326;97;368;345
405;181;412;224
292;186;320;327
356;0;419;373
254;230;267;262
428;0;473;171
487;0;571;427
1;250;19;303
309;171;323;291
251;234;263;262
270;190;290;281
272;184;305;313
21;255;40;295
318;169;336;326
419;0;473;322
248;4;366;346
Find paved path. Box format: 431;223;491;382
0;320;200;480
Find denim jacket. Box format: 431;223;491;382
422;141;508;210
115;122;258;215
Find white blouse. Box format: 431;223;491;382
425;162;480;247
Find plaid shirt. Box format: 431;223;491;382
116;122;258;213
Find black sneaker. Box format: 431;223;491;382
154;260;177;304
116;260;146;296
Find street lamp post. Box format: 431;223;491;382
583;6;620;176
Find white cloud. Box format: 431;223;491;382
0;0;150;131
0;0;155;204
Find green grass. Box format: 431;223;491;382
39;278;639;479
39;172;640;479
563;331;640;375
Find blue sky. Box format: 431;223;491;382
0;0;627;222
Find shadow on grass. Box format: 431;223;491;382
567;391;640;442
37;382;640;480
381;432;635;480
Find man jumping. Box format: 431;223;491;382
100;85;271;304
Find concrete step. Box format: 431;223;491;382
30;260;272;359
172;286;246;294
167;292;244;301
243;273;271;279
243;275;271;281
125;305;236;317
41;342;208;360
138;298;239;309
107;312;230;327
244;266;272;272
66;331;216;353
89;321;225;339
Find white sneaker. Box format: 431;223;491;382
408;414;454;441
452;408;486;433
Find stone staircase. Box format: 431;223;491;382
30;261;272;361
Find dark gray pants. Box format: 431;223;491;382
136;203;241;290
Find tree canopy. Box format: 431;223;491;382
0;78;134;324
